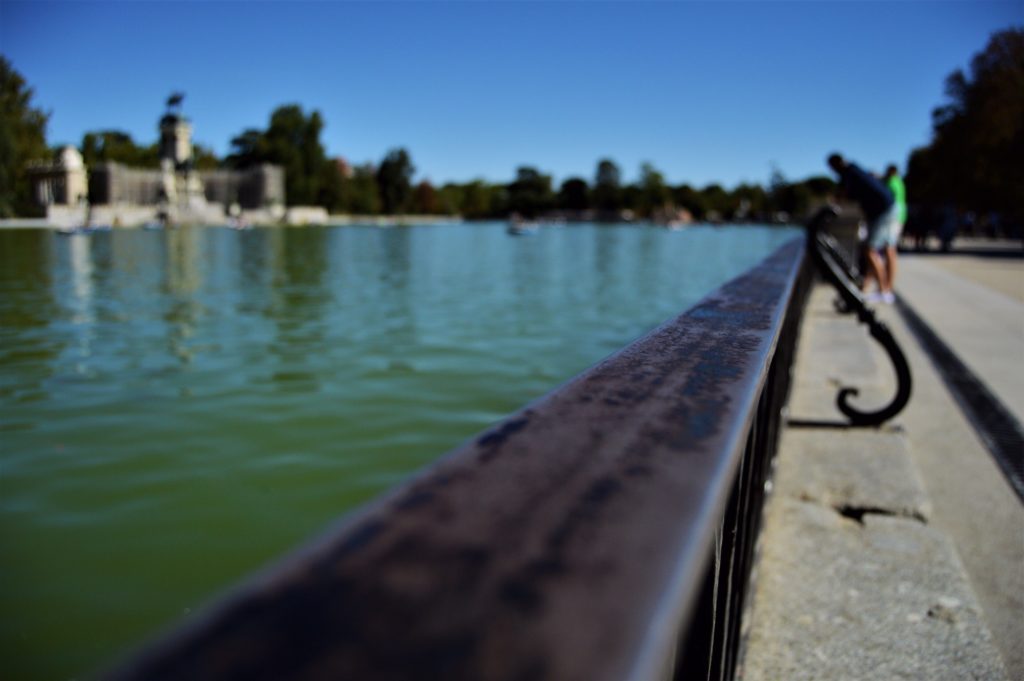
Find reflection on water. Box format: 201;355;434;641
0;222;796;680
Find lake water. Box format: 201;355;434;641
0;222;796;679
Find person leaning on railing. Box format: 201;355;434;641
827;152;899;304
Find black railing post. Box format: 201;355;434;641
806;207;912;426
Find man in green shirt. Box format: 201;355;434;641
883;164;907;296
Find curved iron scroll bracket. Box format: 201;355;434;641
805;207;912;426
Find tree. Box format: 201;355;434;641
266;105;324;205
225;128;266;168
344;164;381;215
672;184;707;221
224;104;340;207
906;28;1024;226
615;184;637;215
801;175;836;197
700;183;733;220
507;166;554;218
593;158;622;217
80;130;160;168
557;177;590;212
762;166;835;220
638;162;670;218
732;183;767;221
192;143;220;171
461;179;500;218
412;180;438;214
317;158;344;213
436;182;464;216
80;130;161;168
376;148;415;214
0;57;50;217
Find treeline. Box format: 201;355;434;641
0;54;835;222
906;27;1023;232
0;56;49;217
427;164;835;222
219;105;836;220
4;30;1021;226
80;131;219;171
222;109;837;220
77;102;836;222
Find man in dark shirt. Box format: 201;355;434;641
827;153;899;303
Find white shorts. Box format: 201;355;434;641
868;203;901;250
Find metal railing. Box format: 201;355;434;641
106;235;811;681
807;207;912;426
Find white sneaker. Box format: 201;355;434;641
865;291;884;304
882;291;895;305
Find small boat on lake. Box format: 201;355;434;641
57;224;112;235
507;223;539;236
507;214;540;236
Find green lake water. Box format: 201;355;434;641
0;222;796;679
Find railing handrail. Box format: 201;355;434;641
106;236;809;681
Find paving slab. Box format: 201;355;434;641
774;428;931;523
897;254;1024;423
912;238;1024;304
788;287;894;423
740;498;1007;681
877;292;1024;678
739;281;1009;681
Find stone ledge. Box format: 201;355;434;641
739;497;1007;681
740;281;1007;681
774;428;932;523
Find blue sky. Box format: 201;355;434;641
1;1;1020;187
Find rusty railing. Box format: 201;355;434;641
106;235;811;681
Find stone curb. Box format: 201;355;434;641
738;284;1008;681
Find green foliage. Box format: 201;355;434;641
801;175;836;197
592;158;622;215
376;148;415;214
225;104;339;207
411;180;438;214
700;184;733;219
462;180;502;218
906;28;1024;224
620;184;641;214
317;159;345;213
732;183;768;220
638;162;670;217
271;106;325;205
765;169;833;221
672;184;707;220
425;171;831;223
344;164;382;215
0;56;50;217
225;128;265;168
557;177;590;212
507;166;554;218
436;182;464;215
192;143;220;171
81;130;160;168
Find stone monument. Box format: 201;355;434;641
27;94;286;226
156;93;220;224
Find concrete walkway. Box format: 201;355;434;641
738;255;1023;680
890;244;1024;677
897;243;1024;423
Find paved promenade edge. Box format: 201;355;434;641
737;284;1009;681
